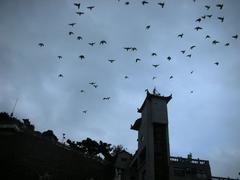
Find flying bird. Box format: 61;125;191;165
76;11;84;16
205;5;210;10
158;2;165;8
93;85;98;88
100;40;107;45
125;2;130;5
74;3;80;9
169;76;173;79
136;58;141;62
87;6;95;10
167;56;171;61
214;62;219;66
181;50;186;54
216;4;223;10
80;90;85;93
68;23;76;27
124;47;131;51
201;15;206;19
89;82;95;85
205;35;210;39
217;16;224;22
152;76;157;80
142;1;149;5
186;54;192;58
190;71;194;74
178;33;184;38
58;74;64;78
212;40;219;44
225;43;230;46
38;43;44;47
124;75;129;79
82;110;87;114
232;34;238;39
131;47;137;51
190;91;194;94
190;45;196;50
69;31;74;35
58;56;62;59
79;55;85;60
194;26;203;31
77;36;83;40
88;42;96;46
103;97;111;100
146;25;151;30
152;64;159;68
195;18;201;23
108;59;116;63
152;53;157;56
206;14;212;18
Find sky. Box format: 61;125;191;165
0;0;239;178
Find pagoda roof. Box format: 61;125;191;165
138;91;172;113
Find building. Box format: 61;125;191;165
114;89;238;180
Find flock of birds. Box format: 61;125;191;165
37;0;238;114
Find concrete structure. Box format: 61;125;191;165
114;89;238;180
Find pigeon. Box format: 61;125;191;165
152;53;157;56
225;43;230;46
217;17;224;22
103;97;111;100
74;3;80;9
212;40;219;44
205;35;211;39
146;25;151;30
82;110;87;114
158;2;165;8
206;14;212;18
79;55;85;60
190;91;194;94
205;5;210;10
169;76;173;79
152;64;159;68
76;11;84;16
125;2;130;5
232;34;238;39
69;31;74;35
69;23;76;27
100;40;107;45
93;85;98;88
124;75;129;79
152;76;157;80
136;58;141;62
181;50;186;54
58;56;62;59
87;6;95;10
195;18;201;23
190;71;194;74
195;26;203;31
202;15;206;19
89;82;95;85
80;90;85;93
77;36;83;40
190;45;196;50
88;42;96;46
186;54;192;58
142;1;149;5
214;62;219;66
216;4;223;10
58;74;64;78
131;47;137;51
108;59;116;63
167;56;171;61
38;43;44;47
178;33;184;38
124;47;131;51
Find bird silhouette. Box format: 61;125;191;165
124;75;129;79
108;59;116;63
136;58;141;62
216;4;223;10
69;31;74;35
100;40;107;45
58;74;64;78
89;82;95;85
190;71;194;74
205;5;210;10
131;47;137;51
87;6;95;10
206;14;212;18
205;35;210;39
76;11;84;16
190;91;194;94
146;25;151;30
80;90;85;93
88;42;96;46
79;55;85;60
169;76;173;79
152;64;159;68
158;2;165;8
77;36;83;40
103;97;111;100
186;54;192;58
124;47;131;51
201;15;206;19
181;50;186;54
214;62;219;66
69;23;76;27
125;2;129;5
195;18;201;23
152;53;157;56
178;33;184;38
195;26;203;31
152;76;157;80
142;1;149;5
93;85;98;88
58;56;62;59
212;40;219;45
167;56;171;61
190;45;196;50
217;16;224;22
74;3;80;9
38;43;44;47
82;110;87;114
232;34;238;39
225;43;230;46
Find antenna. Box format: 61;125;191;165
10;98;19;117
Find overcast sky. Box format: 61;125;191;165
0;0;239;178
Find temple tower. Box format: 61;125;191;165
130;89;172;180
